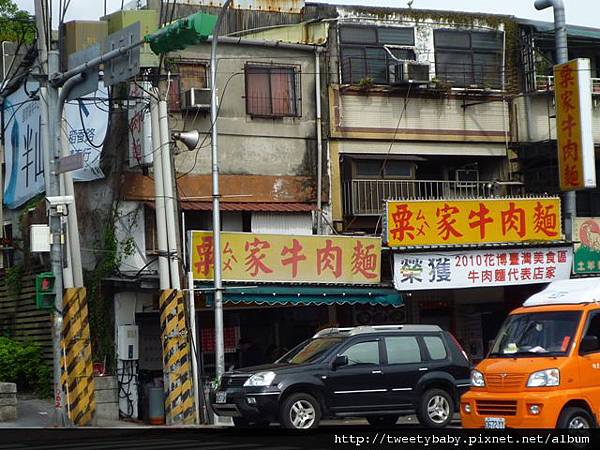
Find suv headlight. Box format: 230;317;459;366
527;368;560;387
471;369;485;387
243;371;276;387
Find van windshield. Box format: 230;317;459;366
489;311;581;357
278;337;342;364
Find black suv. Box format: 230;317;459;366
212;324;471;429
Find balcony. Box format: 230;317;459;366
534;75;600;94
344;179;524;216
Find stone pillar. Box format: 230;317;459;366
0;383;17;422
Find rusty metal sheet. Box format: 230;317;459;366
193;1;303;13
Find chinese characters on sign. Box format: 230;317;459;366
2;82;108;209
554;59;596;191
386;198;561;247
190;231;381;284
573;217;600;274
393;247;572;290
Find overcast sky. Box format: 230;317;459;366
12;0;597;28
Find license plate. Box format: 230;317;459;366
485;417;505;429
216;391;227;404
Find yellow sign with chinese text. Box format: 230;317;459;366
554;59;596;191
385;198;562;247
190;231;381;284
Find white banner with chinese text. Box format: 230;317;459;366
2;81;107;209
394;247;573;291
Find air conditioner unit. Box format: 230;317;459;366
388;61;430;85
182;87;211;111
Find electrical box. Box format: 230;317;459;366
62;20;108;69
117;325;139;360
30;224;51;253
102;10;159;67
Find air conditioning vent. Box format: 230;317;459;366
388;61;430;85
182;87;211;110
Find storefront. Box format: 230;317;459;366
386;197;573;361
187;230;401;377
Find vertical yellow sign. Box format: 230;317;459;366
554;58;596;191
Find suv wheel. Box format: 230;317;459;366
280;393;321;430
367;415;399;427
417;388;453;428
557;407;594;429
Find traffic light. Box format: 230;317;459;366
145;12;218;55
35;272;56;310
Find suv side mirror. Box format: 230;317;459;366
580;335;600;354
332;354;348;369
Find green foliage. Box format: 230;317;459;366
0;0;36;44
0;337;51;397
86;207;137;371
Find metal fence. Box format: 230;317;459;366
535;74;600;94
344;179;524;216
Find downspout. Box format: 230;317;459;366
315;47;324;234
57;74;87;289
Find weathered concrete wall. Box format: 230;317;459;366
171;41;318;178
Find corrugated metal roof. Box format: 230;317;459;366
146;201;315;212
517;18;600;41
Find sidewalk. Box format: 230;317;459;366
1;396;461;428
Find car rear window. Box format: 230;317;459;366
423;335;447;360
385;336;421;364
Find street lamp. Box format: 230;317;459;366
209;0;234;383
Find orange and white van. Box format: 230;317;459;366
461;278;600;429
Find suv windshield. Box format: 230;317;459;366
278;337;342;364
489;311;581;357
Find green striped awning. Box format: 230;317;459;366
205;286;402;307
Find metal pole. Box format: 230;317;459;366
210;0;233;380
534;0;574;240
48;49;71;429
34;0;69;427
151;94;170;290
158;99;181;289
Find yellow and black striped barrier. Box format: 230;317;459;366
61;287;96;426
159;289;195;425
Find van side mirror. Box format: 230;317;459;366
332;354;348;369
580;335;600;354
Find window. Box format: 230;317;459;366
167;62;208;112
245;64;301;118
582;311;600;354
341;341;380;366
339;25;415;84
385;336;421;364
354;159;413;179
424;336;447;360
434;30;503;88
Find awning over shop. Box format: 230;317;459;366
205;286;402;307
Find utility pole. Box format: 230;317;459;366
34;0;70;427
534;0;574;240
210;0;233;382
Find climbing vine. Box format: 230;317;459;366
86;205;137;371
